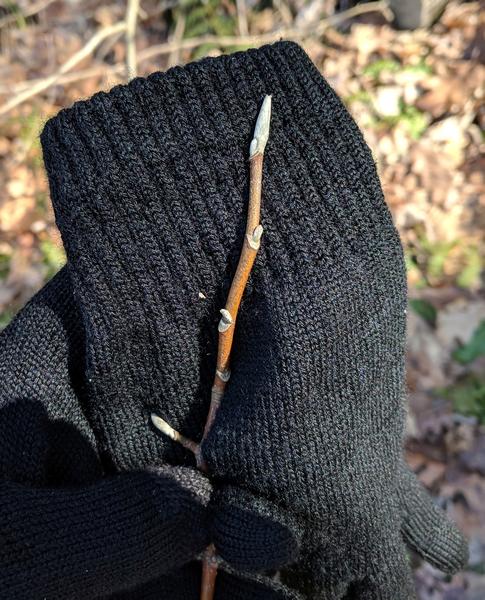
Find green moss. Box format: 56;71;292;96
363;58;401;78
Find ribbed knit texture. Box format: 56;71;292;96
40;40;409;474
0;41;467;599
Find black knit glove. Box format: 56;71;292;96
194;45;467;598
40;41;467;600
0;269;213;600
40;41;308;597
202;262;466;598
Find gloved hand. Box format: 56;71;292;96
0;269;212;600
199;42;468;598
38;38;305;599
40;40;467;600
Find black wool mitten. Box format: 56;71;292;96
40;41;467;599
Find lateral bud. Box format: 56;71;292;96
151;414;178;441
218;308;233;333
216;368;231;382
247;224;263;250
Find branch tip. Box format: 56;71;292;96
249;95;272;158
151;413;199;455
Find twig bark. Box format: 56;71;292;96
151;95;272;600
125;0;140;79
200;545;219;600
167;13;186;68
199;95;271;461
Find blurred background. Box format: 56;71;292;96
0;0;484;596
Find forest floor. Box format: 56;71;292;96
0;1;484;596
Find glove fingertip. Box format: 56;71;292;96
403;510;468;574
399;465;469;573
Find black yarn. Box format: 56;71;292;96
0;42;467;599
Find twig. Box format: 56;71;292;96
273;0;293;27
200;94;271;455
236;0;249;36
135;0;391;61
152;95;271;468
0;21;127;117
0;65;125;95
150;414;199;456
200;545;219;600
152;95;272;600
97;28;126;63
125;0;140;79
167;13;186;68
0;1;391;115
326;0;393;25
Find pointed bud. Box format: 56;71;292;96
151;414;178;441
249;95;272;158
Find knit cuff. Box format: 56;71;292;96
41;41;392;287
41;42;305;269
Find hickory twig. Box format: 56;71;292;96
151;95;272;600
200;544;219;600
199;95;271;462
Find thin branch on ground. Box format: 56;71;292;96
152;95;272;600
0;1;390;116
0;21;127;117
167;13;186;68
137;0;391;61
325;0;393;25
273;0;293;26
236;0;249;36
125;0;140;79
